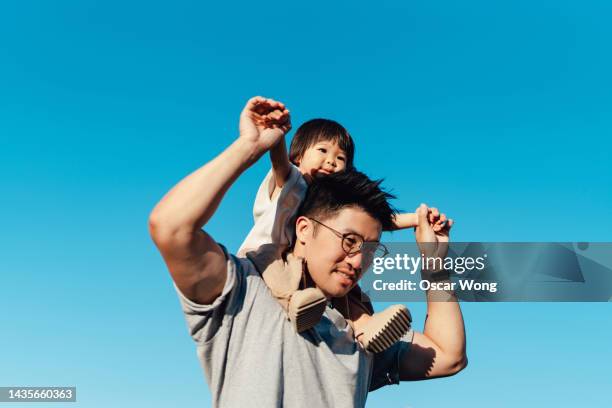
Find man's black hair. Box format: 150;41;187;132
289;119;355;169
297;170;397;231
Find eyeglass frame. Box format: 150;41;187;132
307;218;389;259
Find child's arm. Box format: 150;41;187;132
260;100;291;192
237;100;301;255
391;209;451;231
269;136;292;191
390;213;418;230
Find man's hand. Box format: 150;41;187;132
239;96;291;153
414;203;453;260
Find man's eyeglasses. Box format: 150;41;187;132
308;218;389;260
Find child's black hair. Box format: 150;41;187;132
289;119;355;169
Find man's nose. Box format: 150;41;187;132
345;252;364;274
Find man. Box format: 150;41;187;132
148;97;467;407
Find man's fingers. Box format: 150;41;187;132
416;204;429;227
264;97;284;111
246;96;288;117
270;99;285;110
430;207;440;223
247;96;265;106
435;218;453;240
246;96;266;111
443;219;453;232
269;110;282;121
262;109;291;127
427;208;438;224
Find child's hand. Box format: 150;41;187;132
239;96;291;152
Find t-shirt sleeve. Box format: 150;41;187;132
238;165;307;255
368;330;415;392
173;245;245;344
251;168;276;224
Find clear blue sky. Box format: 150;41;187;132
1;1;611;407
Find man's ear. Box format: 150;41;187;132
295;216;311;244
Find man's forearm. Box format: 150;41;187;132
423;283;466;364
149;139;264;237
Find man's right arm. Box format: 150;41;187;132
148;97;290;305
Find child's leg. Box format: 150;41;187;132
339;285;373;322
246;244;326;332
246;244;299;310
334;284;412;353
331;285;374;332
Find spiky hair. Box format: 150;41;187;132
297;170;397;231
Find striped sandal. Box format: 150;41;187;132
288;288;328;333
355;304;412;353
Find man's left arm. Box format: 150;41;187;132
398;204;467;380
399;289;467;380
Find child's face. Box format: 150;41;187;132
296;140;348;181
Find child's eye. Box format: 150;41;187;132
337;156;345;162
317;148;327;153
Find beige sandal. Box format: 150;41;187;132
355;304;412;353
287;288;327;332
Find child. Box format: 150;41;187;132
238;96;419;353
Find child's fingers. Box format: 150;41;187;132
428;207;439;224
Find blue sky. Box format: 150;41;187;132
1;1;611;407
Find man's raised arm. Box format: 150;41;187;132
148;97;290;305
399;205;468;380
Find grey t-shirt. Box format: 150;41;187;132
175;246;413;408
